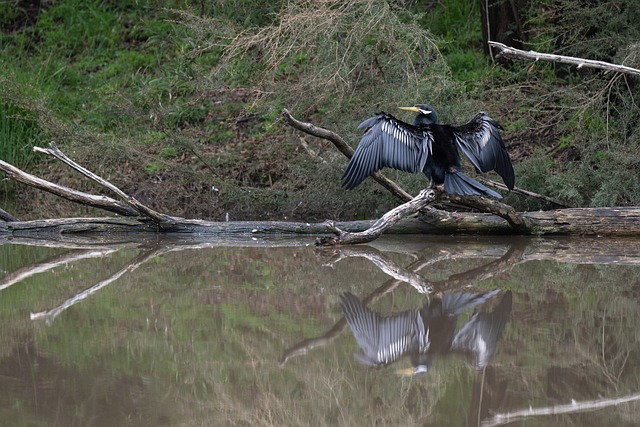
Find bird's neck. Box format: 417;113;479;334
414;113;437;126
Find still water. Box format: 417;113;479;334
1;234;640;426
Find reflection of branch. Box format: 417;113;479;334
281;242;525;364
280;255;437;365
0;249;116;292
322;246;432;293
30;246;166;324
433;241;527;289
482;390;640;427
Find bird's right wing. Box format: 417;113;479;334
452;112;515;190
451;291;512;369
441;289;502;316
342;113;432;190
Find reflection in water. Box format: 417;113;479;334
3;236;640;426
340;290;511;374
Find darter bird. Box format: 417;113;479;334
339;290;512;375
341;104;515;198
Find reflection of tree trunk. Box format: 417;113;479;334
480;0;526;58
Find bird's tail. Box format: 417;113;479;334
444;170;503;198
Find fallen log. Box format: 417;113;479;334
4;206;640;238
3;140;640;239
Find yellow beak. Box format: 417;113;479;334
398;106;421;113
395;367;417;377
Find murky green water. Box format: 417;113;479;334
1;234;640;426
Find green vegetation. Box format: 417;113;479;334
0;0;639;220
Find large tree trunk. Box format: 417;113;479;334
480;0;527;58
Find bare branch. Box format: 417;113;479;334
282;108;414;203
483;390;640;427
0;158;140;217
35;143;179;227
489;41;640;77
316;188;440;245
477;177;571;208
0;207;18;222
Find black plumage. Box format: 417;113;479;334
341;104;515;198
340;289;511;374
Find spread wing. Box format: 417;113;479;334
340;292;423;367
451;291;512;369
452;112;515;190
342;113;433;190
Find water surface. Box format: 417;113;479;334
1;234;640;426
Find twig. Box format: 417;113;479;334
489;41;640;77
477;177;571;208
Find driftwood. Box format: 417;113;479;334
2;133;640;240
489;41;640;77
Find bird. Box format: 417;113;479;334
341;104;515;198
339;289;511;375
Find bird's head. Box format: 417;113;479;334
399;104;438;125
395;364;430;377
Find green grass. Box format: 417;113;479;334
1;0;640;219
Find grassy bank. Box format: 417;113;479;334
1;0;639;221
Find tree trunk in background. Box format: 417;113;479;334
480;0;527;57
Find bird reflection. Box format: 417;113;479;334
340;290;511;374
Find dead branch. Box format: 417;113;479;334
445;194;526;232
35;143;179;227
489;41;640;77
0;207;18;222
316;188;440;245
0;158;140;217
283;109;529;243
282;108;414;203
477;177;571;208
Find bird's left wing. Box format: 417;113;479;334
340;292;419;367
342;113;432;190
452;112;515;190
